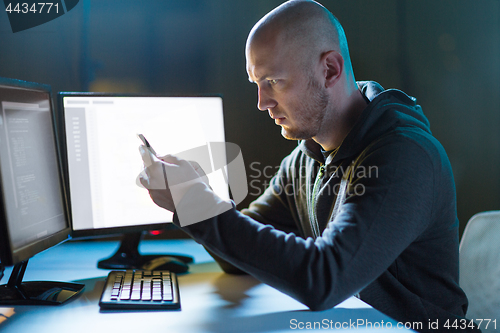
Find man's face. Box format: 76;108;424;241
246;38;329;141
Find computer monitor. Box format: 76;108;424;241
56;93;229;272
0;77;84;305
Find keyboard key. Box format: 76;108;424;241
120;292;131;300
163;291;173;301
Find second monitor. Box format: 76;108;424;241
57;93;229;272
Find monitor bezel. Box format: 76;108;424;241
56;92;226;239
0;77;71;266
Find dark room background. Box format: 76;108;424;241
1;0;499;237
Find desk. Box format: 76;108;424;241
0;239;414;332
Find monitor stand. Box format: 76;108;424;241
0;260;84;305
97;232;193;273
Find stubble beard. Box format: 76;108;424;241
281;76;329;141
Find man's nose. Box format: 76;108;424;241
257;87;277;111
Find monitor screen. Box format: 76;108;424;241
57;93;229;237
0;78;82;305
0;78;70;266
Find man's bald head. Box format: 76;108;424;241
246;0;354;81
246;1;367;150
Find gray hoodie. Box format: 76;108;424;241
175;81;478;332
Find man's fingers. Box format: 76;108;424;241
189;160;202;169
139;145;158;166
137;169;149;188
158;154;189;167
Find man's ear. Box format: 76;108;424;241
322;50;344;88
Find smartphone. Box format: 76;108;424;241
137;134;157;156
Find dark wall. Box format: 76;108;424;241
1;0;499;237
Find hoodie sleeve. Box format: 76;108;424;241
239;153;304;236
173;133;439;311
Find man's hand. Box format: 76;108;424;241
138;145;209;212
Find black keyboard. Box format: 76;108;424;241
99;270;180;310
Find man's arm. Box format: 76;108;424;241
170;136;437;310
240;155;303;236
138;144;302;273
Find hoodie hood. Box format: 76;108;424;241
300;81;431;165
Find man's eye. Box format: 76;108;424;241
268;79;279;85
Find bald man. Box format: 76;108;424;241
140;1;478;332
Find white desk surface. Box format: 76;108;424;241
0;239;413;332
